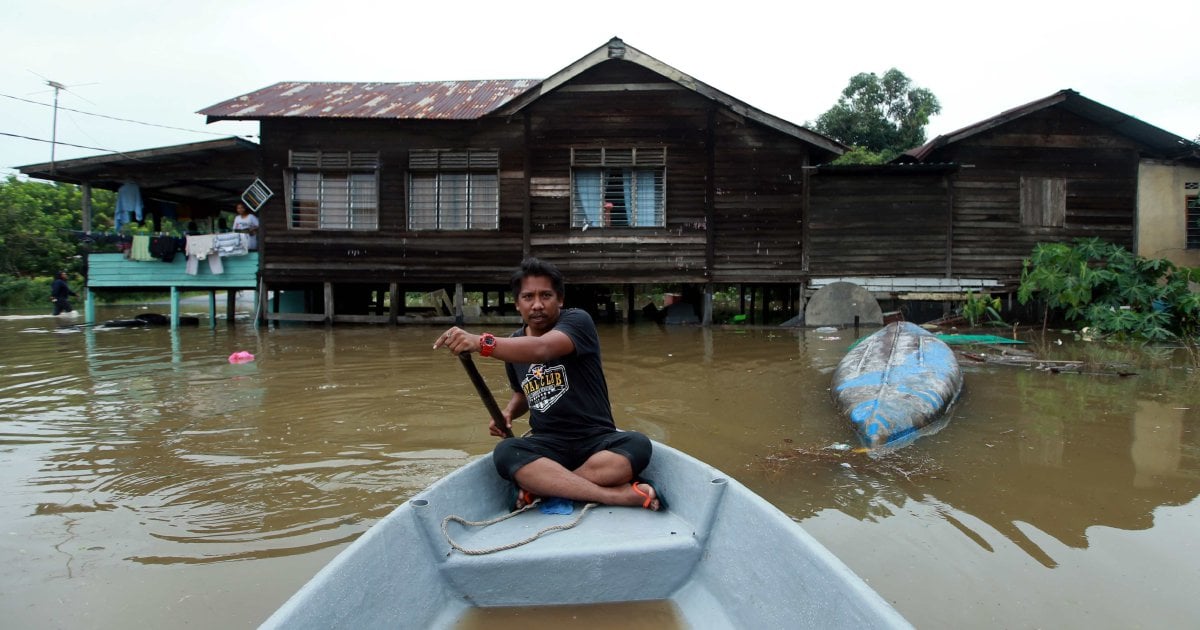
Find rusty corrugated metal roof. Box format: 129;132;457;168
198;80;540;121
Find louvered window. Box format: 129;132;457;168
1186;185;1199;250
570;147;666;228
407;149;499;230
287;150;379;230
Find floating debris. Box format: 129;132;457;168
761;443;946;481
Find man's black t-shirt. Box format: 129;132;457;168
504;308;615;439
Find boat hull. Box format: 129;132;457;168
832;322;963;448
261;442;910;629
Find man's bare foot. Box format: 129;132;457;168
630;482;661;511
515;488;539;509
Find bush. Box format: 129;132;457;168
0;275;56;309
959;290;1004;327
1018;238;1200;341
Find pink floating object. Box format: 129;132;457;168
228;351;255;364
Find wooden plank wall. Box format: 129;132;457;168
708;116;809;283
808;171;951;277
941;108;1140;286
257;118;527;288
524;62;711;284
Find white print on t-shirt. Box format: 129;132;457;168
521;364;569;412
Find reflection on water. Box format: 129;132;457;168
1;309;1198;628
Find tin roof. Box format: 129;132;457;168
901;89;1200;163
196;38;845;158
18;137;260;207
199;80;540;121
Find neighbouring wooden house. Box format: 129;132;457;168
890;89;1200;289
18;138;263;327
198;38;846;325
19;136;259;234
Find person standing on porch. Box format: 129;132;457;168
232;203;259;250
50;271;77;315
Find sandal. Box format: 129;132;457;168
630;481;666;512
515;487;540;510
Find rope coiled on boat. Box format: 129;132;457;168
441;500;599;555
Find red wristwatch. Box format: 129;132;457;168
479;332;497;357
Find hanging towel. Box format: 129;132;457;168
213;233;249;257
129;235;154;261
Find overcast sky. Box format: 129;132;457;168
3;0;1197;179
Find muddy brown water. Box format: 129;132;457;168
1;307;1198;628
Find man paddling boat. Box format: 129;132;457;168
433;257;662;511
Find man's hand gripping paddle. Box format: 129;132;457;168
458;353;514;438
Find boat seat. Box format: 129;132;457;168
432;504;701;607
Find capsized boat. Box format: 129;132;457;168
261;441;911;629
832;321;964;449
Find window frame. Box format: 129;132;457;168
570;147;666;229
285;150;380;231
406;149;500;231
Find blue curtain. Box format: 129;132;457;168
574;171;602;225
635;170;658;226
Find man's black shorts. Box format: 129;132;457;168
492;431;652;481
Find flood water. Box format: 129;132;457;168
1;304;1198;628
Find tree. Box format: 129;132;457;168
0;176;114;277
813;69;941;164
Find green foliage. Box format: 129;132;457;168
959;290;1004;327
813;68;942;161
0;175;115;278
0;176;117;308
827;146;891;165
1018;237;1200;342
0;275;56;308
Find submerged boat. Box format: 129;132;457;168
261;442;910;629
832;321;964;449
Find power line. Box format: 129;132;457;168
0;91;244;137
0;131;143;160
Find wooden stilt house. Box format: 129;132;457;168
198;38;845;325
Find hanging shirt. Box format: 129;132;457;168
115;182;143;232
186;234;216;259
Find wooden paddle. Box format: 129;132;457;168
458;352;514;438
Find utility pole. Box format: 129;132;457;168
47;79;65;173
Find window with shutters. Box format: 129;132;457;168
571;147;665;228
407;149;499;230
287;150;379;230
1019;176;1066;228
1186;182;1199;250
